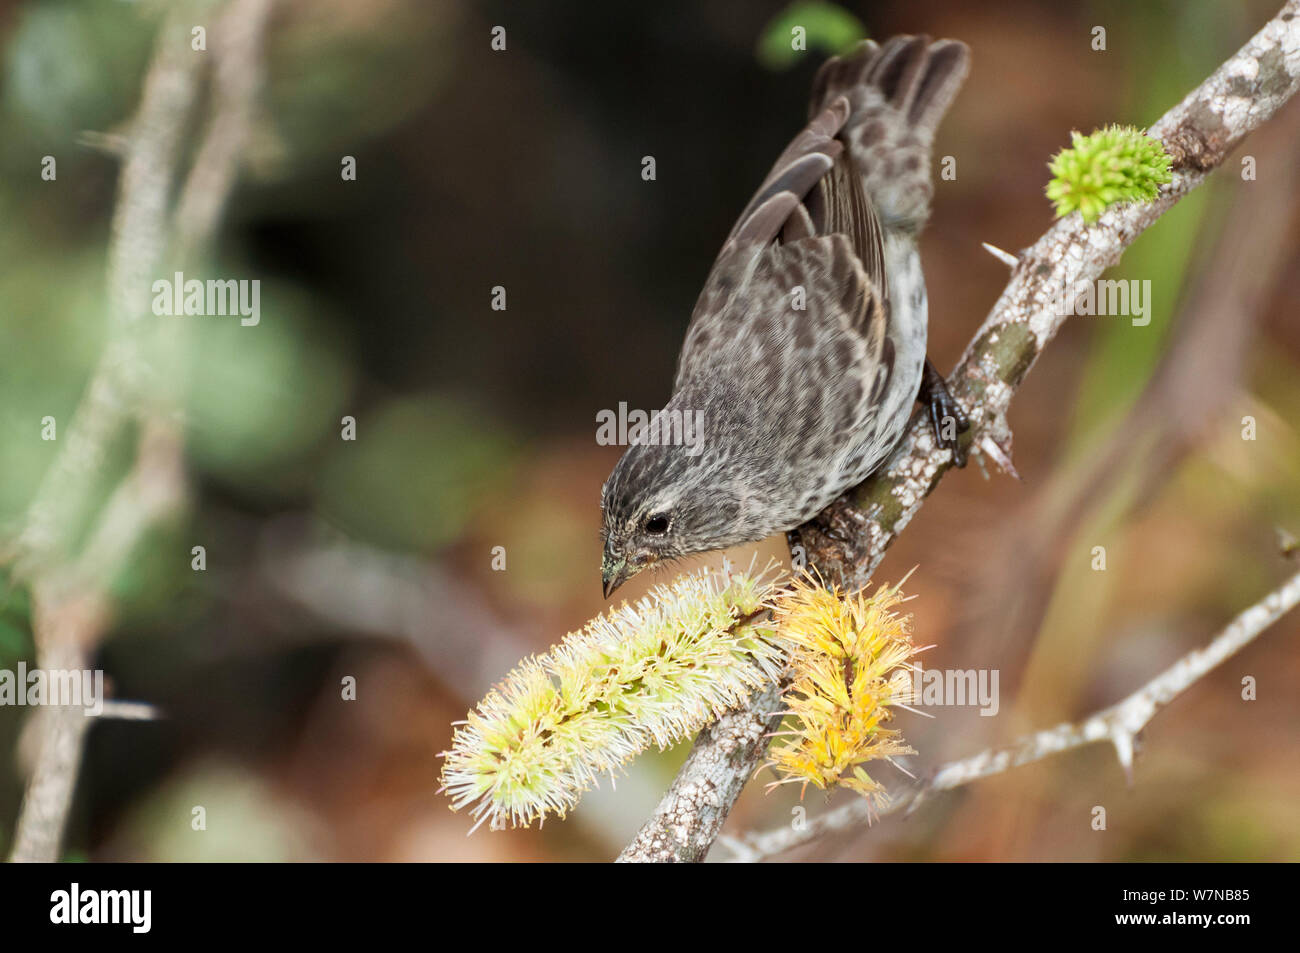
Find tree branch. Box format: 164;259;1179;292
616;680;787;863
618;0;1300;863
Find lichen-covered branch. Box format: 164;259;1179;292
619;0;1300;863
724;567;1300;861
12;11;202;581
616;680;787;863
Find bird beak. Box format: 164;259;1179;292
601;553;632;600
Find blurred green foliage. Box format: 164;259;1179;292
0;571;33;667
316;395;517;552
182;276;355;486
757;1;865;71
2;1;153;146
0;251;108;521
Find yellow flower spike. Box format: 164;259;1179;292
764;574;919;803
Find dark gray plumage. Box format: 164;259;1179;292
601;36;971;597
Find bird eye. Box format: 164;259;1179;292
643;513;670;535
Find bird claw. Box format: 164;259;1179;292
919;361;970;468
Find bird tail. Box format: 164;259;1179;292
808;35;970;233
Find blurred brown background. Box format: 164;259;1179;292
0;0;1297;861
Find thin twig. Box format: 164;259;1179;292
96;701;165;721
12;11;201;580
173;0;275;261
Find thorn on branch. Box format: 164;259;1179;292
716;833;760;862
95;700;164;721
981;241;1021;268
77;130;131;157
1110;729;1137;787
977;431;1021;481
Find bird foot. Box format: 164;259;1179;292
919;359;970;467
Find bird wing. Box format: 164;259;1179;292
713;95;888;300
675;35;972;421
674;95;890;405
673;234;891;452
715;97;847;256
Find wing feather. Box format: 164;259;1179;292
675;235;885;405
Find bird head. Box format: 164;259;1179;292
599;436;745;599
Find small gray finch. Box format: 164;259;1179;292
601;35;971;598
